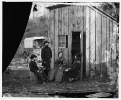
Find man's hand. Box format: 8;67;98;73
65;69;69;71
37;70;39;73
65;68;71;71
43;61;46;63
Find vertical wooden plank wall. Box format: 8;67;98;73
61;7;66;61
90;8;96;70
64;7;69;65
106;19;109;73
86;6;90;77
86;6;117;77
49;10;55;69
58;8;62;53
96;12;102;75
68;6;72;66
80;5;84;80
49;5;117;77
54;9;58;62
110;21;113;68
83;6;87;78
112;22;117;72
101;16;107;75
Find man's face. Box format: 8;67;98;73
45;42;49;46
59;53;62;58
33;57;37;61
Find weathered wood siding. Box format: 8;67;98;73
49;5;84;68
49;10;55;69
86;6;117;77
49;5;117;77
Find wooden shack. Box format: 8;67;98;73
47;4;118;79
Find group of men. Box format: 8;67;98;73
29;40;82;84
29;40;52;83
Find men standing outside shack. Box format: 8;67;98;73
41;40;52;81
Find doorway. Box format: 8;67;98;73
71;32;81;63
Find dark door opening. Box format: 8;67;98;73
71;32;81;63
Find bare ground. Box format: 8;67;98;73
2;68;118;97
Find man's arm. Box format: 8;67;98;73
49;47;52;59
29;62;39;73
62;58;67;66
41;48;44;61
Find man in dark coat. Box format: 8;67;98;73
41;40;52;81
62;54;81;83
29;54;46;83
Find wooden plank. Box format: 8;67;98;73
55;8;58;61
58;8;62;35
62;7;64;35
89;7;91;76
86;6;90;77
65;48;69;65
101;16;107;76
83;6;86;78
100;15;103;76
77;5;80;31
111;21;115;70
74;5;78;31
65;7;68;35
90;9;96;73
72;5;75;31
58;7;62;53
49;10;55;70
107;19;110;51
113;21;117;60
77;5;82;31
65;7;69;65
110;20;113;68
106;19;110;74
61;7;66;62
68;6;72;66
96;12;102;76
80;5;84;80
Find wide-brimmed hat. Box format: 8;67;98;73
30;54;37;59
44;40;49;44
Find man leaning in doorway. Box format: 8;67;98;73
41;40;52;82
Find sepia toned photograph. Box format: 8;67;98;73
2;1;119;98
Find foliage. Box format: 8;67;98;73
23;16;49;39
106;25;119;87
98;2;119;22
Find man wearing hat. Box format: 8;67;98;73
29;54;45;84
41;40;52;81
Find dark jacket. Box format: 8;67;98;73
29;61;39;73
41;46;52;61
65;59;81;78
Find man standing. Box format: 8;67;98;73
41;40;52;81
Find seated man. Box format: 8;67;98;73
29;54;46;84
62;54;81;83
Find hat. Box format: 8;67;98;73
30;54;37;59
44;40;49;44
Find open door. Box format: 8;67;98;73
71;31;86;80
72;32;81;62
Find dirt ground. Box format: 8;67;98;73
2;68;118;98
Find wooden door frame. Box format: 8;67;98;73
80;31;83;80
